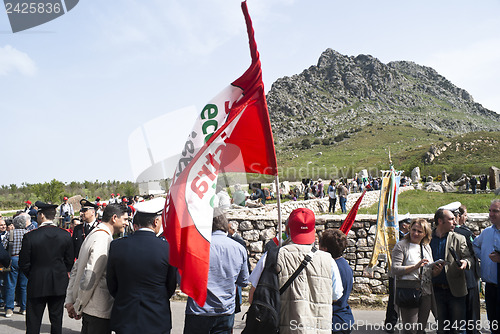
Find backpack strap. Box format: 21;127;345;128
279;245;318;294
93;228;111;236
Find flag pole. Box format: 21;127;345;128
275;174;283;247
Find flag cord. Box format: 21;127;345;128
275;175;283;247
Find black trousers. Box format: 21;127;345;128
465;285;481;334
384;276;398;327
82;313;111;334
329;197;337;213
485;283;500;334
26;295;65;334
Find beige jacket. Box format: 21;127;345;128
65;224;114;319
277;243;333;334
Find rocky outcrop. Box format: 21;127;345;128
267;49;500;144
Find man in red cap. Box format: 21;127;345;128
248;208;343;334
24;200;32;214
60;197;74;229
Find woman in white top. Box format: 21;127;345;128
391;218;439;334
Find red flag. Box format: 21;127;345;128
163;1;277;307
340;189;367;234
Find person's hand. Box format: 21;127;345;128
65;303;76;319
432;262;444;276
414;259;429;269
458;260;468;270
489;251;500;263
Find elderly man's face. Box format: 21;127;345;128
0;220;6;232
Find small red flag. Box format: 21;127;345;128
340;189;367;234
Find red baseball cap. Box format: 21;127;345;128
288;208;316;245
111;193;115;196
122;198;128;203
103;203;107;207
25;200;32;205
63;197;68;201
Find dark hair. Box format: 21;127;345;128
102;204;128;222
434;209;446;226
320;229;347;258
41;208;56;220
212;208;228;233
133;212;159;228
458;205;467;216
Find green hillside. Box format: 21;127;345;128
275;126;500;181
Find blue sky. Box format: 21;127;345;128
1;0;499;186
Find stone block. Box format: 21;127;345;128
371;285;387;294
357;258;370;265
344;253;356;260
239;220;254;231
356;229;367;238
260;227;276;240
352;283;371;294
264;220;276;227
249;241;263;253
356;239;367;247
352;222;364;229
254;221;265;230
242;230;260;242
355;277;370;284
367;236;375;246
368;225;377;234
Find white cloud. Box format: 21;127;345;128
0;45;37;76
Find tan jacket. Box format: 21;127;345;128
277;243;333;334
441;231;471;297
65;224;114;319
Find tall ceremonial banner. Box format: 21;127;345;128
367;167;401;271
163;1;278;307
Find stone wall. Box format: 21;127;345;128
228;212;491;294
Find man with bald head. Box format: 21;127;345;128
430;208;472;334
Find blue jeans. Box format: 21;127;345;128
5;256;27;311
339;197;347;213
183;313;235;334
434;287;466;334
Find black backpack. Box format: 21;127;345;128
242;245;280;334
242;244;317;334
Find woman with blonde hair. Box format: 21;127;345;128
391;218;439;334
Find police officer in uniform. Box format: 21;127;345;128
72;199;98;259
107;198;177;334
19;201;74;334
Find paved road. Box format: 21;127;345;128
0;301;490;334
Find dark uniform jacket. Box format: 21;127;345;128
107;230;177;334
72;221;96;259
19;224;74;298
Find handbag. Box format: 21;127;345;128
395;244;423;308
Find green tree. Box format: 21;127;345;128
32;179;65;203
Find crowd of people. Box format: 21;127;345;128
0;193;498;334
384;200;500;334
